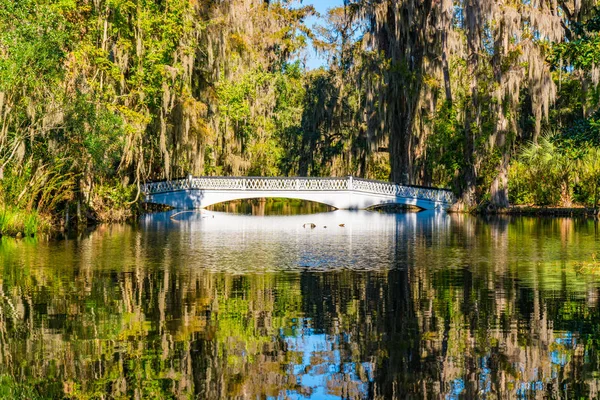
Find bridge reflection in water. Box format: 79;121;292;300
142;176;456;211
0;211;599;398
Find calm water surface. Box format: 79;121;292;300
1;206;600;399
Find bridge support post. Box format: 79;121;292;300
348;175;353;191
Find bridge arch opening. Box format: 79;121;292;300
366;203;425;213
206;197;336;215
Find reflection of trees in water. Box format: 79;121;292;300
207;198;333;216
299;216;600;398
369;215;600;399
0;218;599;397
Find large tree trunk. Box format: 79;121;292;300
375;0;432;185
490;153;510;208
457;0;482;210
459;65;479;209
441;0;453;103
389;90;419;185
459;125;478;210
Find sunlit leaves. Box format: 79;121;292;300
0;0;71;91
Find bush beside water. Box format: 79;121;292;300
509;134;600;208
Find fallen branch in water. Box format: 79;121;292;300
170;211;201;220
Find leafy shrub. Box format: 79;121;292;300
510;133;600;207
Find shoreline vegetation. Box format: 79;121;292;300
476;206;600;218
1;1;600;232
0;207;51;238
2;200;599;240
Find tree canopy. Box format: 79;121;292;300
1;0;600;223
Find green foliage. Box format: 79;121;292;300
426;102;464;188
509;133;600;207
0;0;323;224
216;62;306;176
0;375;44;400
551;7;600;71
577;147;600;207
561;109;600;147
87;181;138;223
511;135;570;206
0;0;72;91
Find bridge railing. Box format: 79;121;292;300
142;176;349;193
352;178;455;204
142;176;456;205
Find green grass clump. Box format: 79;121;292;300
0;207;51;237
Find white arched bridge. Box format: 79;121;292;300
141;176;456;211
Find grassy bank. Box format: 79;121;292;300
0;207;52;238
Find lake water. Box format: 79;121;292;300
1;207;600;399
